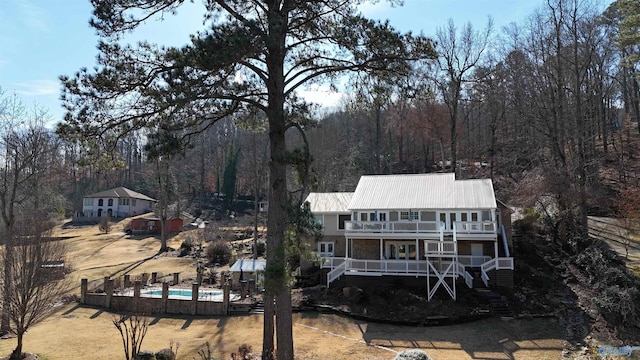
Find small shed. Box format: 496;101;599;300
129;217;183;235
229;259;266;290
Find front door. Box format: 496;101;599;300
471;243;484;266
386;242;417;260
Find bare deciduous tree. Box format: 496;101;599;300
113;313;149;360
1;218;70;360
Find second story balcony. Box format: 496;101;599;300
344;220;497;237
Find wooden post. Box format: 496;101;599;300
162;282;169;314
80;278;88;304
248;279;255;298
240;280;247;299
172;272;180;285
151;272;158;283
124;274;131;288
191;283;199;316
222;282;230;315
105;279;114;309
134;280;141;313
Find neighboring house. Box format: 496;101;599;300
258;201;269;212
128;217;183;235
304;173;514;301
81;187;156;218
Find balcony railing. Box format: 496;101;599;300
457;255;492;267
345;221;442;234
454;221;496;233
424;240;457;255
345;220;497;235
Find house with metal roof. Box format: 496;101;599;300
303;173;514;301
80;187;156;219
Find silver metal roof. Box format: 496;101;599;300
304;192;353;213
84;187;156;202
347;174;497;210
229;259;266;273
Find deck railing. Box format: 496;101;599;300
457;255;492;267
345;220;497;235
345;221;443;234
318;256;344;269
454;221;496;233
424;240;457;255
345;259;431;274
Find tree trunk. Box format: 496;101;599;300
11;333;23;360
262;293;275;359
263;4;294;359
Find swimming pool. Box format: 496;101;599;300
141;288;227;301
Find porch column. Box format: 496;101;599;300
415;239;419;260
379;239;383;260
494;241;499;260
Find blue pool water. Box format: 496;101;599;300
143;288;224;299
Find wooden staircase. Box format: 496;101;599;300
475;288;513;316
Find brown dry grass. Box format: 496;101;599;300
0;220;567;360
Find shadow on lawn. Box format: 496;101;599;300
360;317;565;360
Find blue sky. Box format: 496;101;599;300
0;0;609;124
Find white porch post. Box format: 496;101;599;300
415;239;419;260
494;241;498;259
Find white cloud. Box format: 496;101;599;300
18;0;50;33
357;1;394;18
298;84;345;108
13;79;59;96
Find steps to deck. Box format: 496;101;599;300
475;288;513;317
249;300;265;314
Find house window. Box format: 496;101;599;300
98;199;103;206
461;212;468;222
471;212;479;222
83;198;93;206
360;212;367;221
132;199;137;206
318;242;334;257
118;198;130;206
378;213;387;221
313;215;324;228
400;211;418;221
108;199;113;206
338;215;350;230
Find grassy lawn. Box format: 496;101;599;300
0;219;567;359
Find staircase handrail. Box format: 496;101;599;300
327;260;347;286
480;268;490;287
457;261;473;288
500;224;510;257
